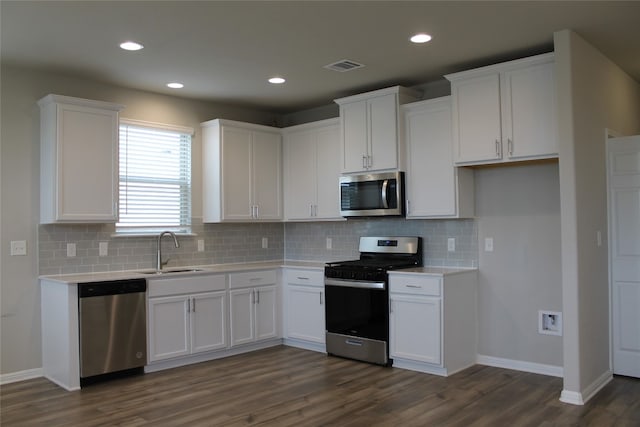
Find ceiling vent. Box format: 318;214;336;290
324;59;365;72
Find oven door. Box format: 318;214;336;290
324;278;390;365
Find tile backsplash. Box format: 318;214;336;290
38;218;477;275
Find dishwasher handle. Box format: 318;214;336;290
78;279;147;298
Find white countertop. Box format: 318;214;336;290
39;261;476;284
39;260;327;284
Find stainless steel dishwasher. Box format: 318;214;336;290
78;279;147;386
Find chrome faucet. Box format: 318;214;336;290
157;231;180;271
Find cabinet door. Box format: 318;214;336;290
368;93;398;171
286;285;325;343
190;292;227;354
255;285;278;341
315;124;342;219
284;130;317;220
405;98;456;217
252;131;282;220
390;295;441;365
229;288;255;346
451;74;502;164
148;296;190;362
341;101;368;173
57;103;119;222
502;61;557;160
221;126;253;220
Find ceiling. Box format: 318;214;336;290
2;1;639;114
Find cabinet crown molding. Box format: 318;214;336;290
37;94;124;111
333;85;422;105
444;52;555;82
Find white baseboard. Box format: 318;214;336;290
560;369;613;406
283;338;326;354
0;368;43;385
476;354;563;378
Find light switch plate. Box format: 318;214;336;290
10;240;27;256
326;237;332;250
197;239;205;252
67;243;76;257
99;241;108;257
447;238;455;252
484;237;494;252
262;237;268;249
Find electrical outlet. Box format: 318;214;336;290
67;243;76;258
484;237;494;252
447;238;455;252
10;240;27;256
197;239;205;252
262;237;268;249
99;241;108;257
326;237;332;250
538;310;562;336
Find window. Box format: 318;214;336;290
117;120;193;234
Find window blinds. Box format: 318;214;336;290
117;122;192;232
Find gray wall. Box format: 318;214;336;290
475;162;562;367
554;30;640;398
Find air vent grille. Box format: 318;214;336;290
324;59;365;72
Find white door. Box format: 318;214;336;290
252;131;282;220
608;135;640;378
315;124;341;219
286;285;325;343
390;295;441;365
148;296;190;362
284;129;317;220
341;101;368;173
255;285;278;341
221;126;253;220
368;93;398;171
190;292;227;354
229;288;255;346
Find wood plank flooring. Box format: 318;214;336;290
2;346;639;426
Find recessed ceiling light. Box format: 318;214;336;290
119;41;144;51
167;82;184;89
410;33;432;44
268;77;286;84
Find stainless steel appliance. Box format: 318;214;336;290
339;171;405;217
78;279;147;386
324;236;422;365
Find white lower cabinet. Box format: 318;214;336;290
389;270;477;376
148;275;227;363
229;270;279;347
283;268;325;351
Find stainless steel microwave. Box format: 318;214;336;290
339;171;405;217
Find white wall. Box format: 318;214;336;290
0;64;278;375
475;162;562;368
554;30;640;402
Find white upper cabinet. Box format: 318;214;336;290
38;94;124;224
202;119;282;222
335;86;421;173
445;53;557;166
283;118;343;221
403;97;474;218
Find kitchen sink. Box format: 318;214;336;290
139;268;205;275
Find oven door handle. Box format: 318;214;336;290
324;278;386;290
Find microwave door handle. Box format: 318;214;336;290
381;179;389;209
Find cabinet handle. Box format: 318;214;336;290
406;200;410;215
256;289;260;304
367;155;372;169
297;276;309;280
187;298;191;313
192;298;196;312
495;139;501;157
255;205;259;219
251;289;255;304
319;292;323;305
389;300;393;313
314;205;318;217
362;154;367;169
508;138;513;156
310;204;314;217
406;284;422;288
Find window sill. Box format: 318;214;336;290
111;231;197;238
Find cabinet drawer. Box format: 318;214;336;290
229;269;277;289
284;269;324;286
389;275;441;296
148;274;226;297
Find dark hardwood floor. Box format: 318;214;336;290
2;346;639;426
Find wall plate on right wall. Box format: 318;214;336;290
538;310;562;336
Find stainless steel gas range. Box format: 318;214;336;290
324;236;423;366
